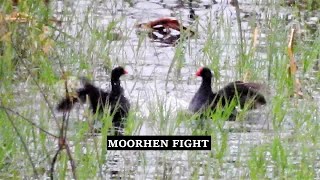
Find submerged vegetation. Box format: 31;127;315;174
0;0;320;179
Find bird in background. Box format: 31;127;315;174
136;17;195;44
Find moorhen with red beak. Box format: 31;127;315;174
57;66;130;134
189;67;266;120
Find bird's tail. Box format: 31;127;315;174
252;92;267;108
240;91;266;109
57;87;91;112
56;96;79;112
232;81;267;109
56;77;94;112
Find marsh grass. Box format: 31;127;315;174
0;0;320;179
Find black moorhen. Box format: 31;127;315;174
189;67;266;120
57;66;130;134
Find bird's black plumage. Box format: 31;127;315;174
189;67;266;120
57;66;130;134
